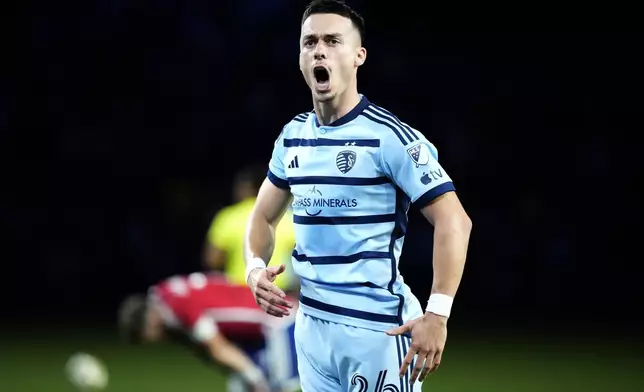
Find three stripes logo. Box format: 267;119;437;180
287;155;299;169
350;370;400;392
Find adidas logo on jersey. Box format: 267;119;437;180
288;156;299;169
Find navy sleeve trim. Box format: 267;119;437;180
412;182;456;209
267;170;290;189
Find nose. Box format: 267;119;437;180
313;42;326;60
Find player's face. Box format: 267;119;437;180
233;180;255;203
299;14;366;102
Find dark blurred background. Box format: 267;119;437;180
2;1;643;390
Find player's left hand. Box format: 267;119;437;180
385;312;447;385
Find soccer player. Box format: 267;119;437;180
243;1;472;391
118;272;300;392
204;165;296;291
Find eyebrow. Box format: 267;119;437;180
302;33;343;41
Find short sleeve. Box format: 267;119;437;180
267;126;289;189
381;133;456;209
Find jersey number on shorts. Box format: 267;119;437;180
351;370;399;392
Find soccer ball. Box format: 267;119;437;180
65;352;109;391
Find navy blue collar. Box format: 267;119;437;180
313;95;370;127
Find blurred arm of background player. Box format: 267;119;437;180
118;294;270;392
244;179;293;316
195;318;270;392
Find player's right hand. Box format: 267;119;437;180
247;265;293;317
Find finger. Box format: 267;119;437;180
410;351;430;385
418;352;435;382
257;279;288;301
428;350;442;374
385;322;412;336
258;288;293;309
398;344;417;377
418;362;431;382
418;353;434;381
257;297;287;317
266;308;284;317
256;291;290;315
266;264;286;277
385;326;408;336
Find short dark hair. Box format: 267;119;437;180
233;164;267;192
117;294;148;344
302;0;365;44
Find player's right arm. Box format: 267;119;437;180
246;179;291;267
244;127;294;317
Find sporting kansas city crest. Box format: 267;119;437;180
336;150;357;174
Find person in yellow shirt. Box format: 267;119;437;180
204;165;296;290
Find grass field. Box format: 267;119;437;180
1;326;642;392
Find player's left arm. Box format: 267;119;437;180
419;191;471;301
382;132;472;304
381;135;472;298
382;132;471;381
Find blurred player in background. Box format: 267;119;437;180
204;165;296;291
118;272;300;392
244;1;472;391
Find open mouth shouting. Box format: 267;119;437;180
313;65;331;92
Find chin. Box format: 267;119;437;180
312;89;336;102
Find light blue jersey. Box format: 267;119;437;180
267;95;455;332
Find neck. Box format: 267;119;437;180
313;87;361;126
234;194;256;204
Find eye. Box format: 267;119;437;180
329;38;340;45
304;39;315;47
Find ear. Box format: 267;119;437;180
355;47;367;67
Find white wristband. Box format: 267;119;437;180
426;294;454;318
244;257;267;284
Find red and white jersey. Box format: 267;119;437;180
148;272;269;343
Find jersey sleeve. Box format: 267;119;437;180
267;126;290;189
380;132;456;209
